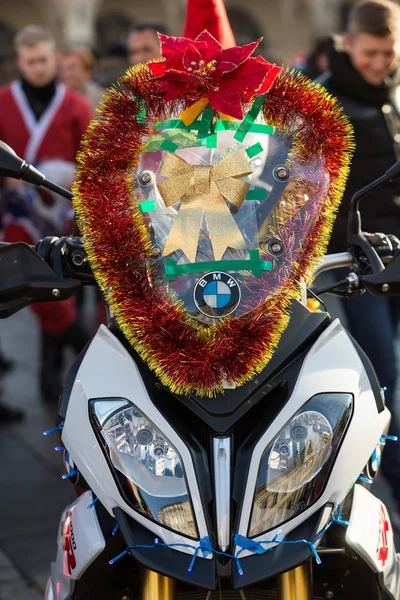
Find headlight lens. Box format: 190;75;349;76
90;399;198;539
249;393;352;538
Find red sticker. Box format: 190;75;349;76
62;511;77;574
377;505;390;567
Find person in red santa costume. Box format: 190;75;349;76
0;25;91;164
0;25;92;420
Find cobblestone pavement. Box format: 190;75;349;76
0;309;72;598
0;302;398;598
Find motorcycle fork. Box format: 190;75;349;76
140;568;176;599
277;562;313;600
140;562;312;599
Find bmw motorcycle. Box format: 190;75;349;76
1;103;400;600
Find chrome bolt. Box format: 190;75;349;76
346;272;359;289
382;283;390;292
274;165;290;181
138;170;153;186
71;252;86;267
270;242;283;254
151;246;161;257
52;289;60;297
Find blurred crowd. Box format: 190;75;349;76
0;21;169;424
1;0;400;520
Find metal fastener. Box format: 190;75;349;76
71;252;86;267
346;272;359;289
273;165;290;181
270;241;283;254
138;170;153;186
151;246;161;257
382;283;390;292
52;289;60;297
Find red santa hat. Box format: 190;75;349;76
183;0;236;48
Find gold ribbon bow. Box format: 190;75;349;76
157;150;252;263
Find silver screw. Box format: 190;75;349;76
346;272;359;289
138;170;153;186
52;289;60;297
270;242;283;254
71;252;86;267
274;165;290;181
151;246;161;257
382;283;390;292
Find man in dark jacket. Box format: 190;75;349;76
319;0;400;513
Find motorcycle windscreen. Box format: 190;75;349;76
136;121;329;324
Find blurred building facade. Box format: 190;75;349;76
0;0;357;83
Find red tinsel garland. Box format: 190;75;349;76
73;64;353;397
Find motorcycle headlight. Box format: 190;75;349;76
249;393;352;538
90;399;198;539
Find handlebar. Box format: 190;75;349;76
0;225;398;321
35;235;93;283
30;231;400;288
312;252;353;280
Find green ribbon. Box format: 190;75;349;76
234;94;267;143
139;200;156;212
144;129;217;153
135;98;147;124
156;119;274;136
155;119;192;131
164;249;272;280
196;105;215;139
246;189;267;200
151;109;273;153
161;139;179;153
246;142;264;159
215;121;274;135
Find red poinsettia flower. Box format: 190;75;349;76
148;31;282;120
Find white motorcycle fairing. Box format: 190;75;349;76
45;491;105;600
61;325;210;558
236;318;390;555
58;317;391;566
346;484;400;600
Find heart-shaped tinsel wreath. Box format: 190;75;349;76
73;32;353;397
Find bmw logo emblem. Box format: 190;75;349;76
194;272;241;318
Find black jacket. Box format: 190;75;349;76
318;38;400;253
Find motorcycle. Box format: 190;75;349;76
1;33;400;598
1;140;400;600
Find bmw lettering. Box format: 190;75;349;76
194;272;241;318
